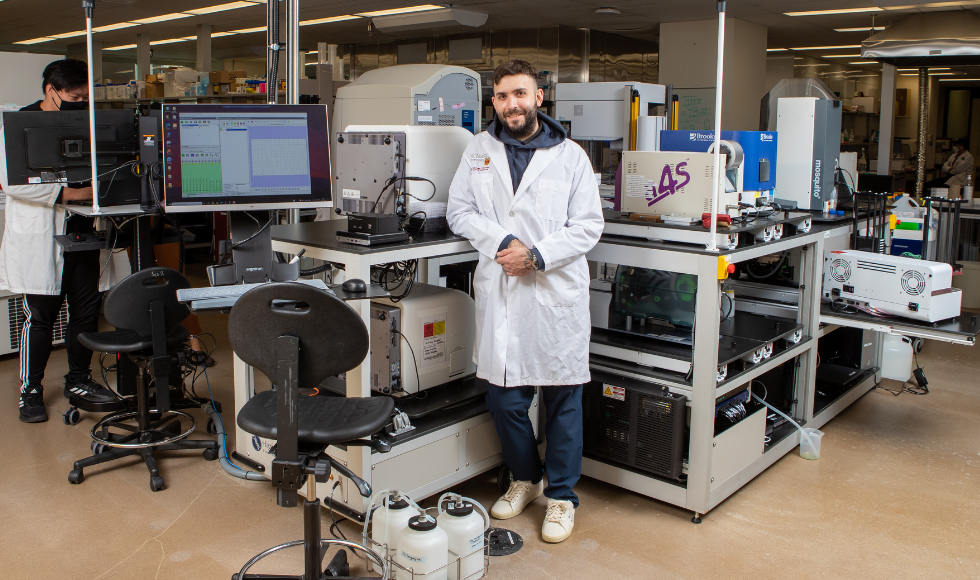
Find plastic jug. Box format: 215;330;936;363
439;501;486;580
395;515;449;580
881;334;913;382
799;428;824;460
370;494;416;575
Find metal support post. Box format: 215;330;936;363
916;67;929;198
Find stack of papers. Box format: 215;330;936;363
178;279;330;310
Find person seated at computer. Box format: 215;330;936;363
0;58;128;423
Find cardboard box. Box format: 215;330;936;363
209;70;246;85
145;81;165;99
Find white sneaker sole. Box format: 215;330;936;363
490;487;543;519
542;527;572;543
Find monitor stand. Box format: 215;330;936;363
207;211;299;286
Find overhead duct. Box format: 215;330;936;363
861;11;980;66
371;8;488;33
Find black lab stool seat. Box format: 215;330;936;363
229;282;394;580
69;268;219;491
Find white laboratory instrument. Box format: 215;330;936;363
336;125;473;215
823;250;962;323
371;284;476;394
333;65;481;135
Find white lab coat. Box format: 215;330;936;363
447;131;604;387
0;122;128;295
943;150;974;187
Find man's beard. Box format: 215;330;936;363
501;104;538;141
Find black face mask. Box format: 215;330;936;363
55;93;89;111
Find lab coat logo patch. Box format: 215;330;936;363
484;157;491;166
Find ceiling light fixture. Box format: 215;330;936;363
595;7;621;15
104;44;137;51
49;30;88;39
766;48;787;52
150;36;197;45
227;26;266;34
822;54;863;58
834;26;880;32
848;61;875;64
132;12;191;24
790;44;862;50
300;15;361;25
186;2;258;15
92;22;139;32
940;78;980;81
786;7;882;16
898;67;949;70
355;4;443;17
13;37;56;45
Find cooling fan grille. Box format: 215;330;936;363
830;259;851;283
901;270;926;295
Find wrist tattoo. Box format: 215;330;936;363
522;249;539;271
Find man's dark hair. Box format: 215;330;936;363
41;59;88;93
954;138;969;149
492;59;537;88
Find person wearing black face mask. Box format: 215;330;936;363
0;58;119;423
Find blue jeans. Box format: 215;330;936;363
486;383;583;507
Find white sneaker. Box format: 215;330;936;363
541;498;574;543
490;479;543;519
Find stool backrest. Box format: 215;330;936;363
228;283;369;390
103;267;191;336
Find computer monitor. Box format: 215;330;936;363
161;104;332;213
1;110;141;205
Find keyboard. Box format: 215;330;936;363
177;279;329;304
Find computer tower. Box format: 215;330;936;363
583;380;687;481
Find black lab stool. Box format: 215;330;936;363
230;282;394;580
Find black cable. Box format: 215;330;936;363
720;291;733;319
393;330;421;392
232;212;275;249
372;174;399;213
300;263;331;276
327;480;347;540
829;298;859;314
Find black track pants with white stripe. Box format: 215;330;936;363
20;250;103;394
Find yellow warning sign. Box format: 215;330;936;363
602;384;626;401
433;320;446;336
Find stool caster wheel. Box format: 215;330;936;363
150;476;165;492
912;337;924;354
68;469;84;484
205;417;217;435
93;443;107;455
203;448;219;461
496;464;512;493
63;407;81;426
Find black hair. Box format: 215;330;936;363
41;59;88;94
493;59;537;88
954;139;969;149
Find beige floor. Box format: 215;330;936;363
1;309;978;580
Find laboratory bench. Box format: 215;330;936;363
228;214;978;524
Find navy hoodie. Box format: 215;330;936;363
487;111;567;268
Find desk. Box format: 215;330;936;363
233;219;516;520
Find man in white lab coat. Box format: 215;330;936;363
0;59;122;423
447;60;603;543
942;140;974;187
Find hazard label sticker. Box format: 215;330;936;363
421;314;447;370
602;385;625;401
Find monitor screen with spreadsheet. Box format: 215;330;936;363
161;104;331;212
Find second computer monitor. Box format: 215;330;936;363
161;104;331;212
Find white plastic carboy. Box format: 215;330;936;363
395;514;449;580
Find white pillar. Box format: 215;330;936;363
877;63;897;176
196;24;212;72
136;34;151;81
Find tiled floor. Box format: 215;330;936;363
1;306;978;579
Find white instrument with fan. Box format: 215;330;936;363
823;250;962;323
